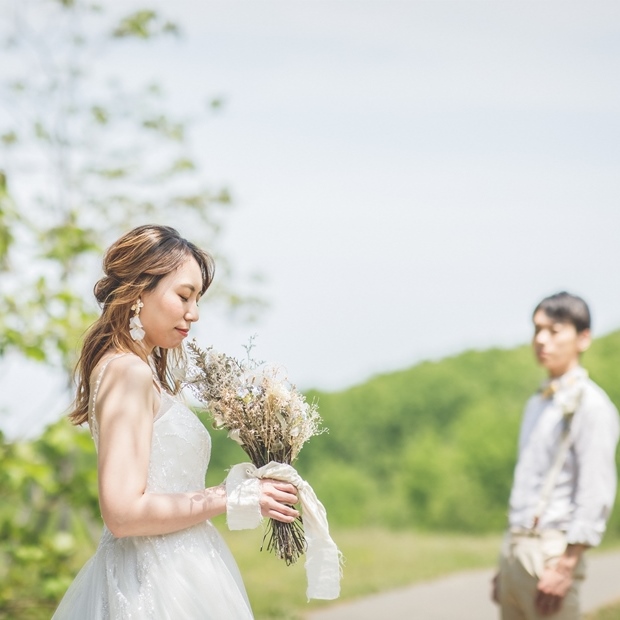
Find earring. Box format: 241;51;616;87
129;299;145;341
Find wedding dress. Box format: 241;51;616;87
53;356;254;619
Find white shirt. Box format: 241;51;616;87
508;366;619;546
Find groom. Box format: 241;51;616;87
493;292;619;619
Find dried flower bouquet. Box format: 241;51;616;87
184;339;325;565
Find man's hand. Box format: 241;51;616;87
535;565;572;615
534;544;585;616
491;572;500;604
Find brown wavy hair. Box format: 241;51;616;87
69;225;215;425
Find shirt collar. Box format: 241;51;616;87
539;366;588;400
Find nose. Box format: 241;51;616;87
534;329;549;345
185;301;199;323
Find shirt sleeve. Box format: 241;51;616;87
566;387;620;547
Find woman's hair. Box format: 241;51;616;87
69;225;215;426
533;291;591;334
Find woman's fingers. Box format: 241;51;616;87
259;479;300;522
264;506;299;522
259;498;299;521
262;479;299;504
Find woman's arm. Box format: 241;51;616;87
94;355;298;538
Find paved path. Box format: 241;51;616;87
306;551;620;620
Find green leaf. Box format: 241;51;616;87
162;21;180;36
94;167;129;179
169;157;196;174
1;131;18;146
34;121;50;142
39;224;101;262
142;115;184;141
112;10;178;40
91;106;108;124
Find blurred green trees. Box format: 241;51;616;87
0;422;99;617
0;0;260;377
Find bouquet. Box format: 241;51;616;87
184;338;326;566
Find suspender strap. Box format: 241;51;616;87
530;388;583;531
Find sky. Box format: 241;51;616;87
1;1;620;438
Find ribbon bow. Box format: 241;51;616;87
226;461;343;600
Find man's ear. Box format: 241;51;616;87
577;328;592;353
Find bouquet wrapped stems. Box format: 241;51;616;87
264;516;306;565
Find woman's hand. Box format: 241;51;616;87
259;479;299;522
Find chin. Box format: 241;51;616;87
539;360;558;375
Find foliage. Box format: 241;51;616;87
0;0;262;377
0;421;99;618
585;599;620;620
298;344;537;532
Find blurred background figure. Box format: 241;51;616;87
493;292;619;619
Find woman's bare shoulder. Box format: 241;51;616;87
91;352;153;391
90;352;157;424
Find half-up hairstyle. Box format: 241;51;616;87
69;225;215;425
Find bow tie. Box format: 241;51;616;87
540;381;559;400
538;368;588;401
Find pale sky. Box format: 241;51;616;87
1;1;620;438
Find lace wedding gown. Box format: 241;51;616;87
53;357;254;619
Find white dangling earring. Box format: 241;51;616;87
129;299;145;341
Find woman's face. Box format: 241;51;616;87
139;256;203;353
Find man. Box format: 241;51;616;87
493;291;619;619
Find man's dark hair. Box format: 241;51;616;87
534;291;591;333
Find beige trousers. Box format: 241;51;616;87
497;530;585;620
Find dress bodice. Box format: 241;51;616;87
88;354;211;492
147;391;211;492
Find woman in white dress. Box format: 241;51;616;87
53;224;299;619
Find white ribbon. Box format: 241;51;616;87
225;463;263;530
225;461;343;600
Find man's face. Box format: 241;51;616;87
532;309;591;378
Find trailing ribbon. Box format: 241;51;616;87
225;461;343;600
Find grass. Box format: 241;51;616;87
586;600;620;620
218;524;620;620
215;520;502;620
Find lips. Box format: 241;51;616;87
176;328;189;337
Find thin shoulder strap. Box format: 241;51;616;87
89;353;128;443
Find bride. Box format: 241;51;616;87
53;224;299;619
